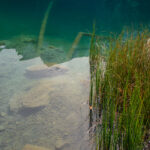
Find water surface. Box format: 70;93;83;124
0;0;150;150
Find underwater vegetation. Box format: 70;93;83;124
89;28;150;150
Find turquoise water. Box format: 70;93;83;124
0;0;150;150
1;0;150;61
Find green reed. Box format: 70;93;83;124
89;29;150;150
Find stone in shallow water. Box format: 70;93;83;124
25;64;68;79
22;144;51;150
26;64;49;72
9;82;53;113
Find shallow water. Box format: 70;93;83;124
0;49;91;150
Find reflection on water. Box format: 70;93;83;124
1;34;90;66
0;49;91;150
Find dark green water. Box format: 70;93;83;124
0;1;150;150
1;0;150;37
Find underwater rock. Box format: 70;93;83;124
23;144;51;150
26;64;49;73
9;82;53;113
25;64;68;79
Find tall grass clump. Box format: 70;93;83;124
89;30;150;150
